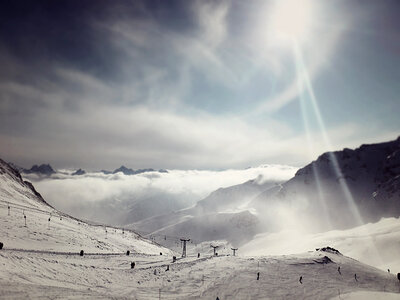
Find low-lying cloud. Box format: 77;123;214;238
24;164;297;226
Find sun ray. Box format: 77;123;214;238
292;41;384;266
293;49;332;229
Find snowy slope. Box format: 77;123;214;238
0;158;171;255
195;178;279;214
0;246;399;299
127;179;280;246
241;217;400;272
0;158;52;211
1;159;400;299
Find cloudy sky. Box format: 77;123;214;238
1;0;399;170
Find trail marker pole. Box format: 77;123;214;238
180;238;190;257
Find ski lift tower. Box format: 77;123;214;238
231;248;238;256
211;244;219;256
180;238;190;257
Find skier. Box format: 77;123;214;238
257;272;260;280
299;276;303;284
338;266;341;275
354;273;358;282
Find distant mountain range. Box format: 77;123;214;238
18;163;167;176
6;137;400;247
126;137;400;246
22;164;56;176
104;165;168;175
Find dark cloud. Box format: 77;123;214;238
0;0;398;170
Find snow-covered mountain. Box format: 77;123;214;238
1;159;400;299
127;178;282;246
127;138;400;247
0;158;169;254
252;137;400;232
0;159;51;209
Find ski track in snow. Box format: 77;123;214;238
1;249;400;299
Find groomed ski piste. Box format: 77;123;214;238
1;159;400;299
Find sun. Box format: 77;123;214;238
269;0;314;45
